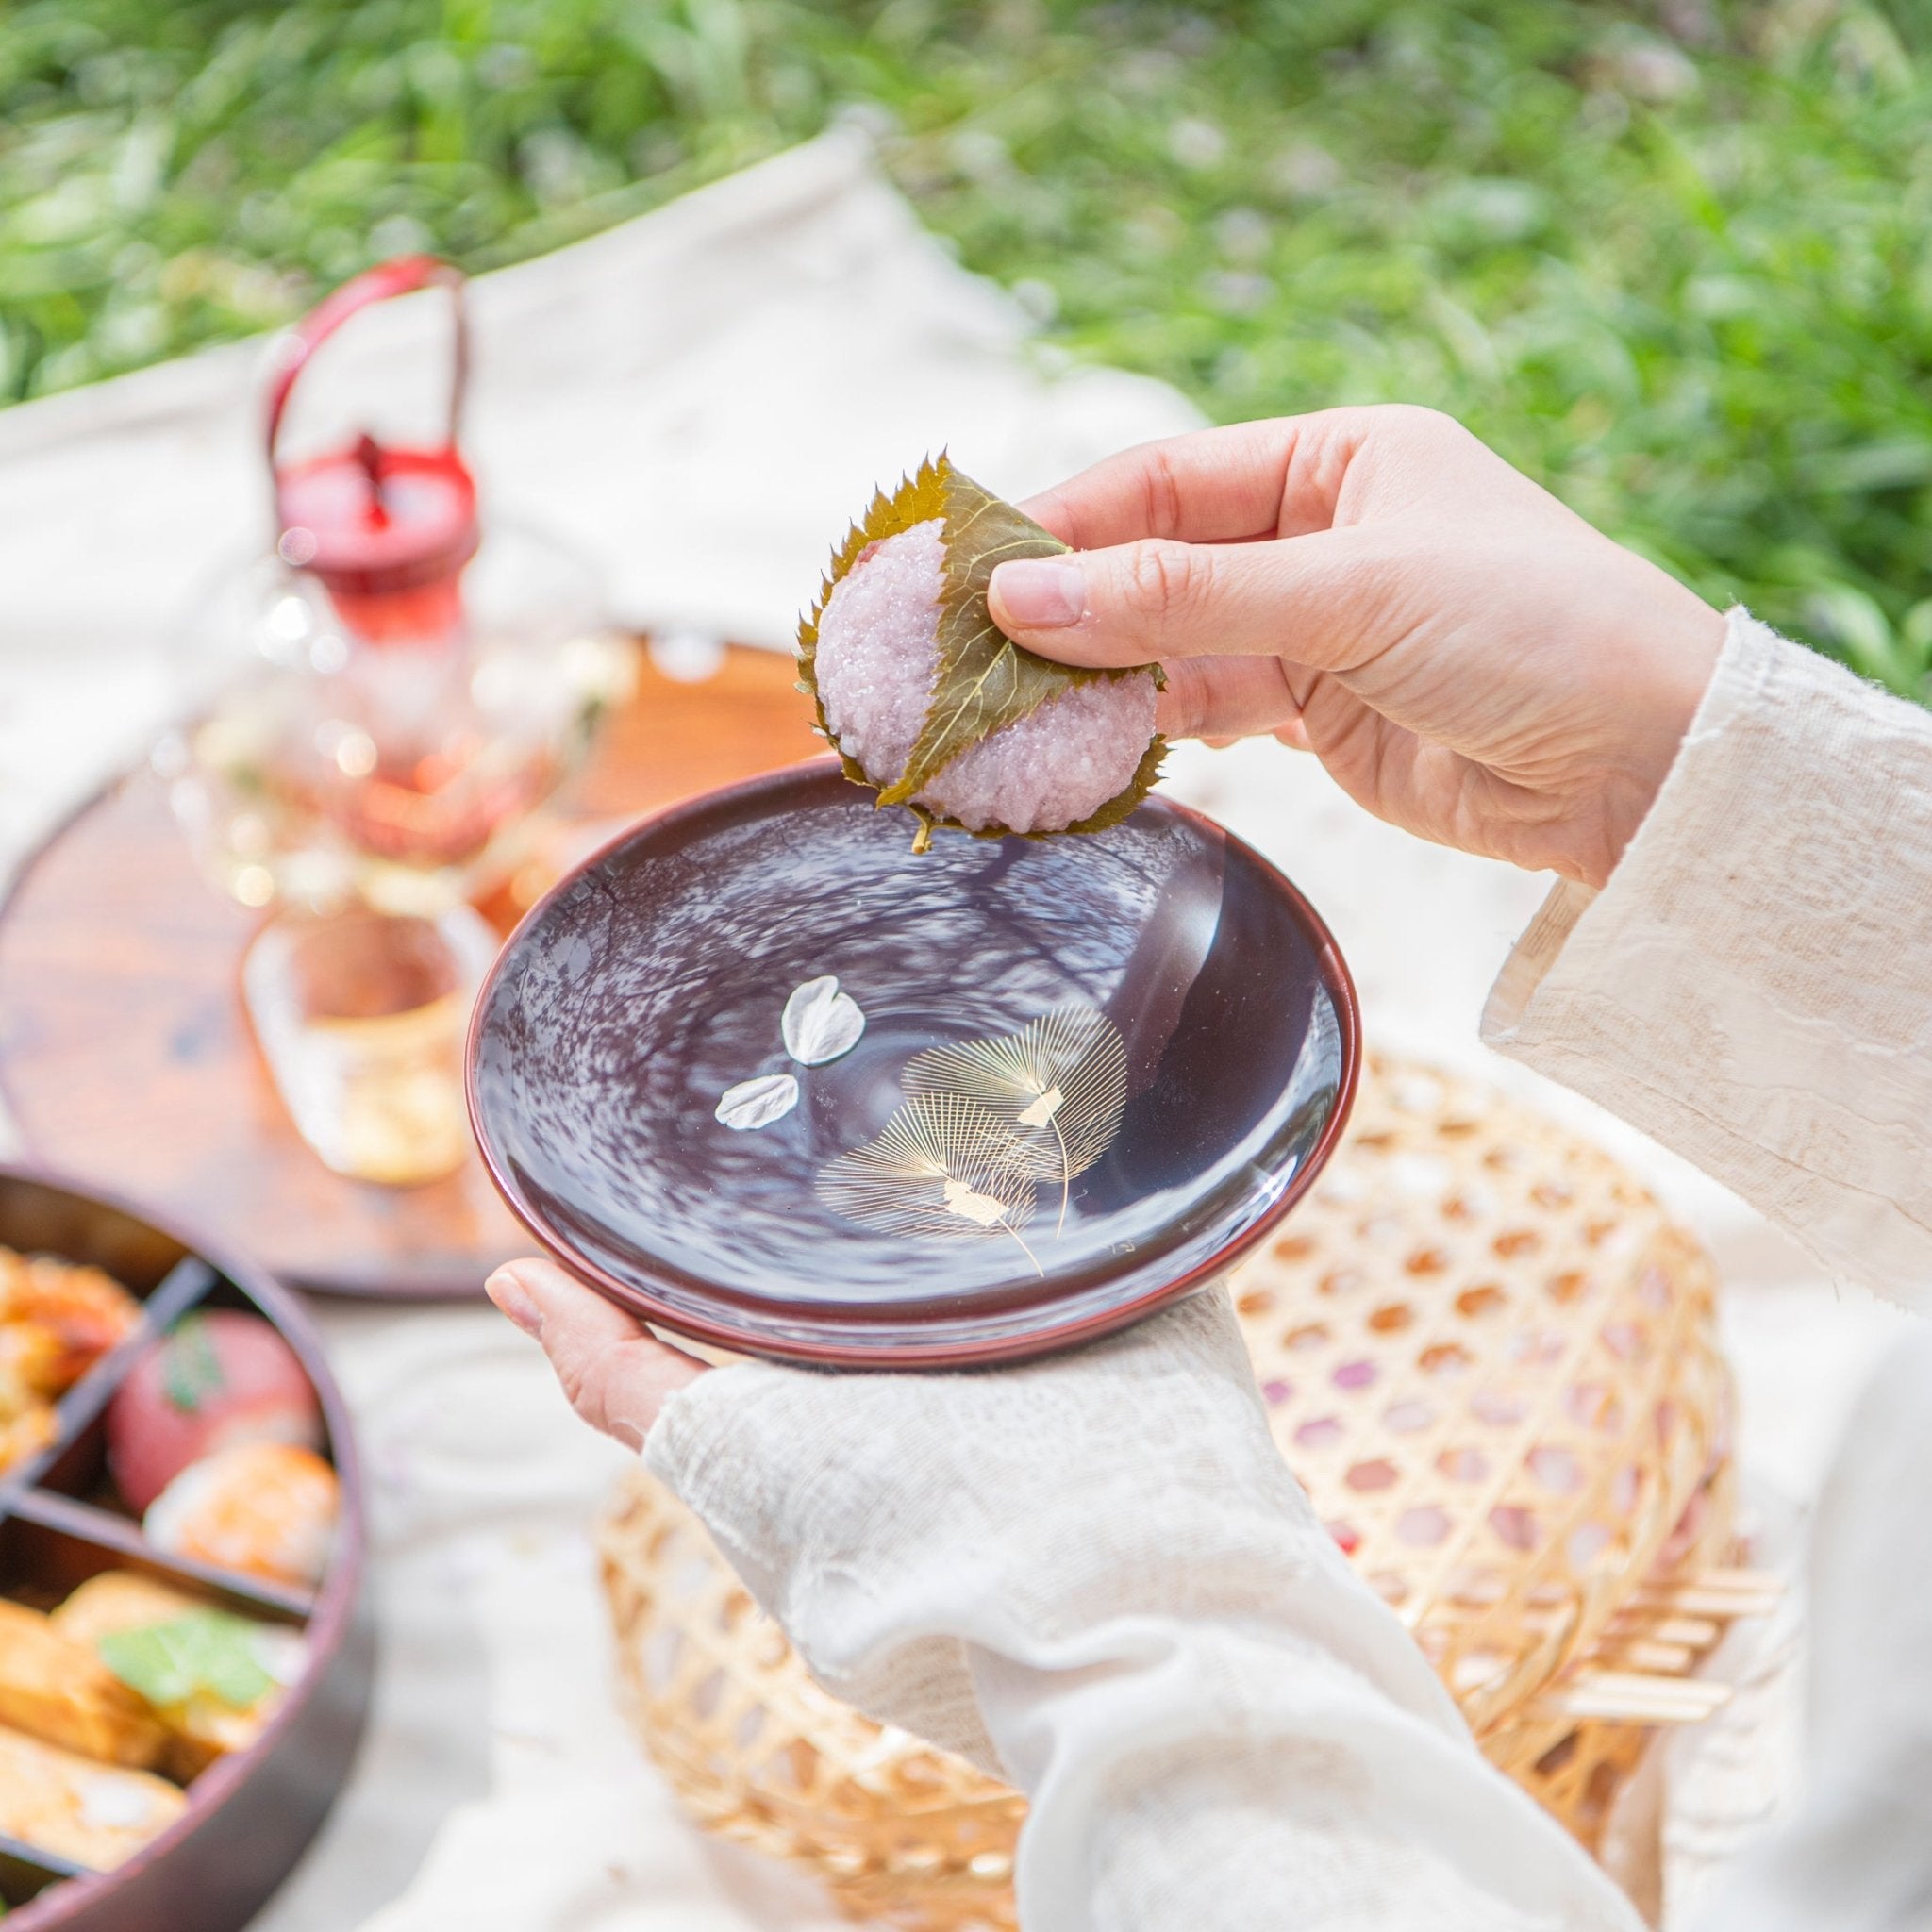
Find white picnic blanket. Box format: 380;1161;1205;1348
0;130;1900;1931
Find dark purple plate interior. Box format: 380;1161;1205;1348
469;760;1359;1363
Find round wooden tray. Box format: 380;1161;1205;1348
0;644;817;1300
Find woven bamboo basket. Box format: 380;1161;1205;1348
598;1054;1773;1927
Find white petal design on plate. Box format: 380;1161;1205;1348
715;1074;799;1131
781;975;866;1066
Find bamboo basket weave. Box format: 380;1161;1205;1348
598;1054;1771;1927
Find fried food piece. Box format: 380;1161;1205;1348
0;1325;62;1477
0;1322;66;1402
0;1724;186;1869
0;1599;167;1770
0;1400;58;1478
0;1248;142;1392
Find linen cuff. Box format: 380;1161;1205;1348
1482;608;1932;1302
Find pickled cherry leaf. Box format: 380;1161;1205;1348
797;454;1167;845
882;462;1099;808
781;976;865;1066
715;1074;799;1131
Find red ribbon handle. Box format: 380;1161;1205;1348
265;256;469;508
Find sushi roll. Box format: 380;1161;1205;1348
800;456;1164;851
143;1441;340;1590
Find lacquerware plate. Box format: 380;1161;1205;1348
467;759;1359;1365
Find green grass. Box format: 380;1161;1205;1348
5;0;1932;693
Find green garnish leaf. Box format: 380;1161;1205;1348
797;454;1166;845
96;1610;274;1710
159;1313;225;1414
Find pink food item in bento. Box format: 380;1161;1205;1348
143;1441;341;1589
108;1311;324;1515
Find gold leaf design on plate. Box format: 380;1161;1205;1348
901;1005;1127;1235
815;1092;1043;1276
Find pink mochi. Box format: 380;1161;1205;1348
812;521;1157;835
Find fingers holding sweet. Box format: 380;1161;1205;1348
1013;407;1415;551
991;525;1384;674
486;1258;707;1451
1154;655;1302;741
1000;405;1726;885
1016;420;1310;550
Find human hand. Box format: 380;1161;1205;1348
988;407;1725;889
485;1257;707;1449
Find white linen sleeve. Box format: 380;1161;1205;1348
645;1286;1642;1932
1484;608;1932;1306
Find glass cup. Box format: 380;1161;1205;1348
242;905;500;1186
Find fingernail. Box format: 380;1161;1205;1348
486;1267;543;1339
992;558;1086;629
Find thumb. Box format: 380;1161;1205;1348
487;1258;707;1450
989;527;1382;672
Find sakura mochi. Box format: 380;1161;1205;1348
800;457;1163;849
